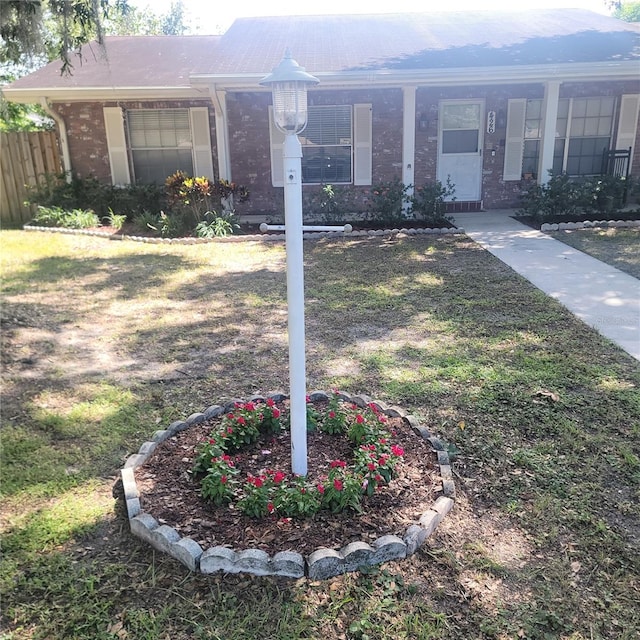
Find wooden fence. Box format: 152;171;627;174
0;130;63;227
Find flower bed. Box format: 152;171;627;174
119;391;456;579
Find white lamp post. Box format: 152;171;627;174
260;52;319;476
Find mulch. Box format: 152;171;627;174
135;403;441;556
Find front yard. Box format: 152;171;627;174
1;230;639;639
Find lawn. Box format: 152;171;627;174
1;229;639;640
546;227;640;279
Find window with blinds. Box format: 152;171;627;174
127;109;194;184
300;106;352;184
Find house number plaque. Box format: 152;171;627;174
487;110;496;134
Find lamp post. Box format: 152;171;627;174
260;52;319;476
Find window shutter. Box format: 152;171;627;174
103;106;131;186
503;99;527;181
353;103;372;186
269;106;285;187
189;107;214;179
616;94;639;171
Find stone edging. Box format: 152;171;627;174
23;224;464;244
118;390;456;579
540;219;640;232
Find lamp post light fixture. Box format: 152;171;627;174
260;52;319;476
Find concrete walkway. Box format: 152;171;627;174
452;210;640;362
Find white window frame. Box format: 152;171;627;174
268;102;372;187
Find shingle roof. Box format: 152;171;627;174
213;9;640;73
7;35;221;90
5;9;639;92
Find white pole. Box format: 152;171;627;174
282;133;308;476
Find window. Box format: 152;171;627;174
522;97;614;177
127;109;194;184
300;106;352;183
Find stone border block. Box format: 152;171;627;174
272;551;306;578
307;548;345;580
204;405;225;419
167;420;188;436
308;390;329;401
126;497;141;519
130;513;159;544
152;429;171;443
371;535;407;564
404;524;428;555
341;541;374;572
124;453;146;469
236;549;272;575
168;538;203;572
150;525;181;553
200;546;238;574
185;412;206;426
138;441;157;456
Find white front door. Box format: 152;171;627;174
437;100;484;201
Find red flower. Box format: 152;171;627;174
355;414;365;424
367;462;376;471
333;479;343;491
227;427;234;434
317;483;325;494
391;444;404;457
252;476;263;488
273;471;286;484
379;455;389;466
329;411;336;419
330;460;346;468
236;416;246;425
375;474;383;483
227;412;234;419
266;398;275;407
245;401;255;411
272;408;281;418
209;438;216;444
378;438;387;445
267;502;275;513
220;475;228;484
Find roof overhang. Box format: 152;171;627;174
191;60;640;92
2;86;211;104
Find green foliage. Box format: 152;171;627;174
0;99;54;132
194;211;240;238
165;172;249;225
409;176;455;224
368;178;456;226
26;172;166;219
200;454;239;505
31;205;99;229
368;177;410;225
104;208;126;230
613;1;640;22
518;173;632;222
103;0;188;35
303;184;361;224
1;1;130;74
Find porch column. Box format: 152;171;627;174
212;88;231;181
538;81;561;185
402;86;417;212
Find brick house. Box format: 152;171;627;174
4;9;640;218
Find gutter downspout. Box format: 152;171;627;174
40;98;72;182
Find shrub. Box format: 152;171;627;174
518;172;632;223
408;177;455;224
367;177;410;226
31;205;99;229
303;184;360;224
164;172;249;229
26;173;166;220
194;211;240;238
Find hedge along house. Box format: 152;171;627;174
4;9;640;219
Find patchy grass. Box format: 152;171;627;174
547;227;640;278
1;229;639;639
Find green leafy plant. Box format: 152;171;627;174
132;210;161;235
164;172;249;230
408;177;455;224
367;177;411;226
194;211;240;238
31;205;99;229
200;454;239;505
104;208;127;230
319;391;348;435
518;172;632;223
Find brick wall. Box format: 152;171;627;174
227;88;403;218
54;99;216;184
55;79;639;216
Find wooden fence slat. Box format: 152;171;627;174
0;130;63;226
